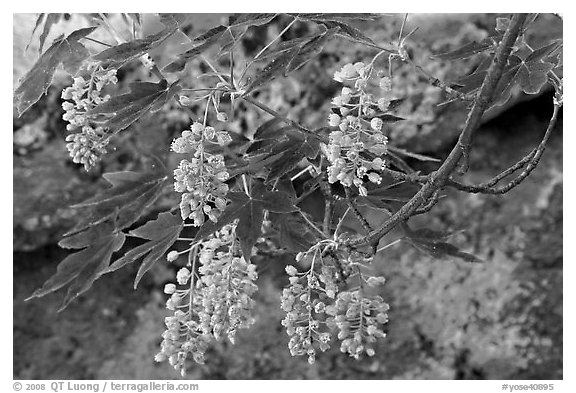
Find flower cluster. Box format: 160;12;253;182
156;223;258;375
172;122;232;226
281;240;390;363
281;244;339;364
197;225;258;343
61;63;118;170
326;290;389;359
155;265;212;376
327;61;394;196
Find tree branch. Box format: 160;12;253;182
347;13;528;248
447;103;560;195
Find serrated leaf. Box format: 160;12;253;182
25;232;126;311
298;13;380;22
252;36;310;63
228;13;277;28
105;211;184;288
246;120;320;181
163;26;227;73
93;26;177;66
37;13;63;54
195;181;297;260
403;225;482;263
89;80;181;132
272;212;316;252
358;179;420;212
457;41;560;109
25;13;46;52
285;27;336;73
14;26;97;116
432;34;500;61
64;169;169;238
315;19;375;45
244;46;301;94
227;151;286;178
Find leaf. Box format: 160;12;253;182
63;169;169;238
456;40;561;108
246;120;320;181
25;232;126;311
228;13;277;28
403;225;482;263
227;151;286;178
163;26;227;73
245;28;337;93
14;26;97;116
272;212;316;252
314;19;375;45
37;13;63;53
432;34;500;61
106;211;184;288
244;46;301;94
195;181;297;260
298;13;380;22
93;26;178;66
285;27;337;73
25;13;46;51
89;80;181;132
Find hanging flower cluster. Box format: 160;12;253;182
171;122;232;226
61;63;118;170
281;243;339;364
197;224;258;343
281;240;390;363
326;61;394;196
156;223;258;376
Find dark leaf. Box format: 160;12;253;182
403;225;482;263
368;113;405;123
14;27;97;116
316;19;375;45
25;232;126;311
64;169;169;237
90;80;181;132
227;151;286;178
93;27;177;66
195;181;297;260
298;13;380;22
106;211;184;288
272;212;316;252
25;13;45;52
228;13;277;28
285;27;336;73
38;13;63;54
246;120;320;181
432;34;500;61
163;26;227;73
252;36;310;62
457;41;561;108
244;46;301;94
158;13;190;28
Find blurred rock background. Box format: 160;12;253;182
13;13;562;379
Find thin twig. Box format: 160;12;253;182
253;16;298;61
298;209;326;238
82;36;113;47
447;103;560;195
